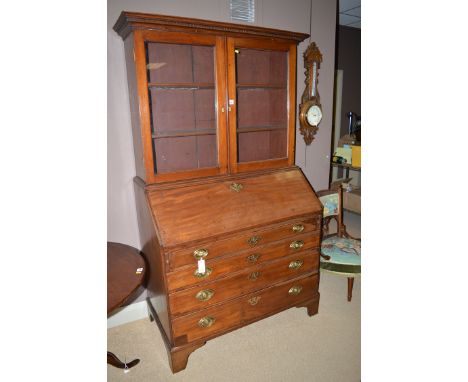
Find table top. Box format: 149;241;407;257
107;242;146;314
331;162;361;171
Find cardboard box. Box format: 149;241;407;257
351;145;361;168
343;188;361;214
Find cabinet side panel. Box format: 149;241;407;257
124;36;146;181
133;179;172;342
287;44;297;166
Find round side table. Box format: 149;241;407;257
107;242;146;370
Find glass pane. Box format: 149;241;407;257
146;42;218;174
235;48;288;163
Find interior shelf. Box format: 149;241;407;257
148;82;215;89
152;128;216;139
237;125;287;133
237;83;286;89
331;162;361;171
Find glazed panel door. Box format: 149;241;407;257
226;37;297;173
134;30;228;183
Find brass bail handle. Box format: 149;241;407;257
198;316;216;328
195;289;215;302
193;248;208;260
289;260;304;270
288;285;303;296
247;253;261;263
289;240;304;250
193;267;212;278
292;224;305;233
248;235;261;247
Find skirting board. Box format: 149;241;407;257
107;300;148;329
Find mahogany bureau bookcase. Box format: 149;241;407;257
113;11;323;373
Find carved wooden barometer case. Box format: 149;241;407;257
299;42;323;145
113;11;323;373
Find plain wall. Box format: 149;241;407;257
336;25;361;137
296;0;337;191
107;0;336;302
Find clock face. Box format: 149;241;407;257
306;105;322;126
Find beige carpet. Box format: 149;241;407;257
108;212;361;382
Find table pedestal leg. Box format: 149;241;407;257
107;351;140;370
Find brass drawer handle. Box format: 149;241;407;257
195;289;215;302
193;248;208;260
198;316;216;328
247;235;261;246
230;183;243;192
288;285;303;296
194;267;212;279
248;296;261;306
247;253;261;263
248;271;261;280
289;260;304;270
292;224;305;233
290;240;304;250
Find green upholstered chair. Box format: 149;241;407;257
317;186;360;301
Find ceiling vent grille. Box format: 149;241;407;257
230;0;255;23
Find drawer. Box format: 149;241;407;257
242;273;319;322
171;274;318;345
169;251;318;316
167;215;320;270
166;232;320;292
172;297;243;345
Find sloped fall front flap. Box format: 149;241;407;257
147;168;321;247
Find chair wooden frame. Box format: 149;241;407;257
317;185;360;301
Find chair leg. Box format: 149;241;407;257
347;277;354;302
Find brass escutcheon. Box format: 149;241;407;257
289;260;304;270
247;253;261;263
248;296;261;306
195;289;215;302
198;316;215;328
193;267;212;279
230;183;243;192
292;224;305;233
247;235;261;246
288;285;303;296
193;248;208;260
290;240;304;250
248;271;260;280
